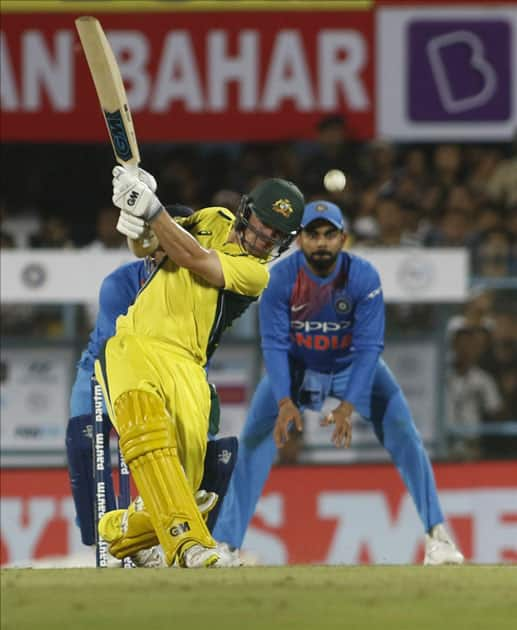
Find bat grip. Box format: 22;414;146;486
125;163;139;176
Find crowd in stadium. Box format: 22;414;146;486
2;116;517;265
1;117;516;461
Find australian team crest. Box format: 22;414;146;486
272;198;294;218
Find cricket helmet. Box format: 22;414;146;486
235;178;305;257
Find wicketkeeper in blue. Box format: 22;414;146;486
214;200;464;565
66;188;237;561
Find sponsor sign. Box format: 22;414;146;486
0;348;74;455
408;20;511;122
1;249;468;304
2;462;516;566
0;8;374;141
245;461;517;565
378;7;517;140
355;248;468;303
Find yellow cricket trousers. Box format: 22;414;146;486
95;334;210;492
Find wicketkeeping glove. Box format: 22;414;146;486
112;165;163;222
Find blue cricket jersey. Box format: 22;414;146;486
260;250;385;410
77;260;149;372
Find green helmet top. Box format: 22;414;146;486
248;178;305;235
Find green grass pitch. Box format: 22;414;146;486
2;566;516;630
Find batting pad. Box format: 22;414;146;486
115;390;216;566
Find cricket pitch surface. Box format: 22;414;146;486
2;565;516;630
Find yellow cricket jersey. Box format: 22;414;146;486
115;206;269;366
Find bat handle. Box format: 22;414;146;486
125;163;139;176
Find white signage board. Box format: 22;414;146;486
0;347;74;453
1;249;468;304
0;251;134;303
354;248;469;303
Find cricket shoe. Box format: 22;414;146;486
179;543;220;568
215;542;242;567
131;545;165;569
424;523;464;566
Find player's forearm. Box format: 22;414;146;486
150;211;225;286
126;232;159;258
151;210;206;262
263;347;292;403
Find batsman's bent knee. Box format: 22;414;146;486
114;390;216;566
98;499;159;559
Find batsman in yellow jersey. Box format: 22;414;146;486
95;166;304;568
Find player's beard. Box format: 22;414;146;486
306;250;338;273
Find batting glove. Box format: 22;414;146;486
112;165;163;222
116;210;147;239
136;166;157;193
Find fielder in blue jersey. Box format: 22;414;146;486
213;201;464;566
66;203;237;549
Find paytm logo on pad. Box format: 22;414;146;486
407;20;511;122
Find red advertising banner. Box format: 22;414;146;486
1;461;516;566
0;8;374;142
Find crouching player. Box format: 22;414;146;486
214;201;464;566
94;167;305;568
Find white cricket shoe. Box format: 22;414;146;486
424;523;464;566
180;543;220;568
131;545;165;568
215;542;242;567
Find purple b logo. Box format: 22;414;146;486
408;20;511;122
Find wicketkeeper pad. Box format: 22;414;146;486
114;390;216;566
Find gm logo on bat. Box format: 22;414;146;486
105;110;133;161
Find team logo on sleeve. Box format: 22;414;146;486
335;297;351;314
272;199;293;218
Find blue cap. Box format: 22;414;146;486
301;201;348;232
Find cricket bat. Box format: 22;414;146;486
75;16;140;172
76;16;158;256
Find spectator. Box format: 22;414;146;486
491;311;517;379
447;290;496;370
363;139;398;188
447;326;504;460
473;228;515;277
372;198;419;246
84;206;126;250
30;216;75;248
425;208;473;247
485;149;517;208
433;144;463;188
